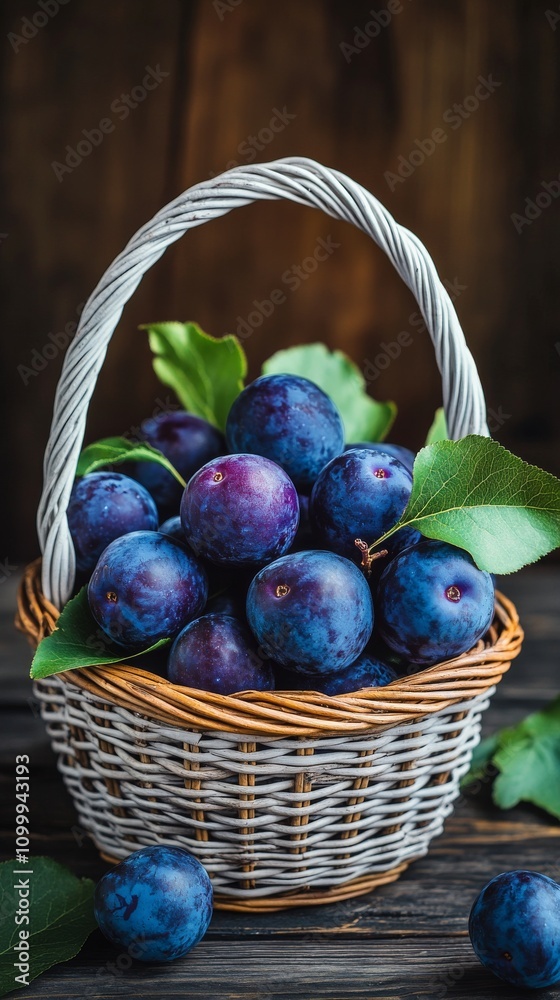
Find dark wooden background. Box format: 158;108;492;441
1;0;560;563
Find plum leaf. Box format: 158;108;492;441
369;435;560;574
30;588;169;679
463;697;560;820
0;857;96;996
76;436;185;486
425;407;447;445
262;343;396;443
143;322;247;432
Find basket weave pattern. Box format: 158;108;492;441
22;158;525;908
19;561;522;910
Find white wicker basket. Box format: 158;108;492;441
23;158;522;910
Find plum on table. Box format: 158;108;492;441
226;373;344;492
68;471;158;576
469;870;560;989
246;549;374;674
88;530;207;648
94;845;213;962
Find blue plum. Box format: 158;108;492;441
345;441;415;474
68;472;159;576
181;454;299;567
376;539;495;665
275;652;398;695
310;448;419;564
246;550;374;674
134;411;224;518
204;590;245;618
168;614;275;694
88;530;207;648
225;374;344;491
469;870;560;989
94;845;213;962
158;515;187;544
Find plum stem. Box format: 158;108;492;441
355;539;389;577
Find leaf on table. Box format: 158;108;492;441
425;407;448;445
461;733;501;788
463;697;560;820
370;435;560;574
76;436;185;486
0;857;97;997
262;342;396;443
30;588;169;680
143;322;247;432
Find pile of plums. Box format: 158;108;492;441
68;373;495;696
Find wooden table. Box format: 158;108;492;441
2;567;560;999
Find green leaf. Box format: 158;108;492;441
461;733;500;788
463;697;560;820
262;343;396;443
425;407;447;445
0;857;96;996
30;588;169;680
369;435;560;574
143;322;247;432
76;436;186;486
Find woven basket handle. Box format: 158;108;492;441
38;156;488;607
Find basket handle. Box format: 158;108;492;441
37;156;488;607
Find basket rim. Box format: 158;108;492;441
17;559;523;738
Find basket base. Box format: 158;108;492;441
99;851;411;911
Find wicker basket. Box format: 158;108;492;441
17;158;523;911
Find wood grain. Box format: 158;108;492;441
1;0;560;563
2;567;560;996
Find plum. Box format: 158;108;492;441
88;530;207;648
168;613;275;694
246;550;374;674
469;870;560;989
158;515;187;544
275;652;398;695
310;448;419;564
225;374;344;491
345;441;415;474
94;845;213;962
376;539;495;665
68;471;158;576
181;453;299;567
133;411;224;518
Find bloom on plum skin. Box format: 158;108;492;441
376;538;495;665
168;613;275;695
469;870;560;989
181;453;299;567
94;845;213;963
226;373;344;492
246;549;374;675
68;471;159;576
88;530;208;648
